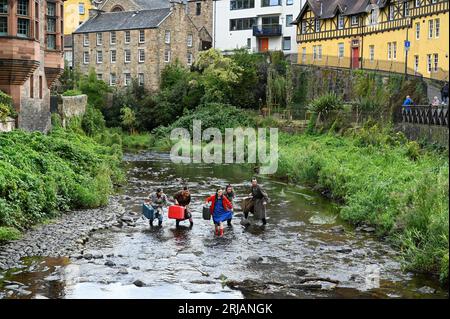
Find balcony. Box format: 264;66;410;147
253;24;282;37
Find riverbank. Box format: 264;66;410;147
0;196;124;271
276;130;448;283
0;129;124;242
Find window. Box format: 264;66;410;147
96;33;103;45
17;0;28;16
415;22;420;39
415;0;421;7
187;34;193;47
403;1;410;17
0;0;8;14
124;73;131;86
46;2;57;49
125;30;130;43
164;50;171;63
165;30;171;44
435;18;440;38
97;73;103;81
79;2;85;14
313;45;317;60
196;2;201;15
230;0;255;10
230;18;256;31
302;47;306;63
138;73;144;87
286;0;293;4
110;73;117;86
427;54;432;72
247;38;251;49
301;21;306;34
17;18;30;37
338;14;344;29
97;50;103;63
83;51;89;64
318;45;322;60
187;52;193;65
428;19;434;38
351;15;358;26
138;49;145;63
110;31;116;44
83;33;89;46
47;34;56;49
30;75;34;98
139;30;145;43
261;0;281;7
286;15;293;27
434;54;438;72
124;49;131;63
39;76;42;99
0;17;7;35
261;16;279;25
110;50;116;63
388;42;392;60
338;43;344;58
369;9;377;25
369;45;375;62
392;41;397;59
389;5;395;20
315;19;320;32
282;36;291;51
414;55;419;72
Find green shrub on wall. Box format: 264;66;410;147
0;90;17;120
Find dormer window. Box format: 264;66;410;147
301;21;306;34
315;19;320;32
351;15;358;26
369;9;378;25
338;14;344;29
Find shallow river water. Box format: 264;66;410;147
0;152;447;299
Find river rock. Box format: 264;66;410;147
295;269;308;277
362;227;376;233
105;260;116;267
83;253;93;260
93;252;103;259
331;226;345;233
336;248;352;254
120;215;133;222
417;286;436;294
133;279;145;287
118;268;129;275
4;284;20;290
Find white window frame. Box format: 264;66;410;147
389;5;395;20
124;49;131;63
139;30;145;43
301;21;306;34
392;41;397;60
315;19;320;32
338;43;344;59
96;32;102;46
110;50;116;63
369;45;375;62
302;47;306;63
164;49;171;63
138;73;144;87
97;73;102;81
318;45;322;60
138;48;145;63
415;22;420;40
428;19;434;38
351;15;358;26
110;73;117;86
96;50;103;64
125;30;131;44
433;53;438;72
404;1;410;17
165;30;171;44
83;51;89;64
110;31;116;45
338;15;344;29
414;55;419;72
187;52;193;65
187;34;193;47
282;36;291;51
435;18;440;38
427;54;432;73
83;33;89;46
313;45;317;60
388;42;392;60
124;73;131;86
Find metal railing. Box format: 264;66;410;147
253;25;282;37
399;105;449;126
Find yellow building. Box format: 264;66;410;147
294;0;449;82
64;0;93;35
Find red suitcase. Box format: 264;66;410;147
168;205;185;220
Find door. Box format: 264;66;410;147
352;46;360;69
259;38;269;52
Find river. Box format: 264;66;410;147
0;151;447;299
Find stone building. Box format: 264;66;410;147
0;0;66;132
73;1;203;91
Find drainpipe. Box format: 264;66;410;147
213;0;217;48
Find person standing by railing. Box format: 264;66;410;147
402;95;414;111
441;82;449;105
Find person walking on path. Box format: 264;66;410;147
206;189;233;237
402;95;414;111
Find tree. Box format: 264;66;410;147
78;68;110;109
120;106;137;134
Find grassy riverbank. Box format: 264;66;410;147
276;128;449;283
0;128;124;241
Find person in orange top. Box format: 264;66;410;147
205;189;233;237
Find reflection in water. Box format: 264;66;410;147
0;151;447;299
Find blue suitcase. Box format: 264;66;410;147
142;204;155;220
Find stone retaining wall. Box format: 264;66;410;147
395;122;449;149
0;117;15;132
59;94;87;127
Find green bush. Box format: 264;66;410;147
82;105;106;136
0;129;124;233
0;226;21;241
62;89;83;96
276;128;449;282
0;90;17;119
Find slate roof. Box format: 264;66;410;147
73;8;171;33
294;0;389;23
64;34;73;48
133;0;172;9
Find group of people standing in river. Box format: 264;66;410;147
144;178;270;237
